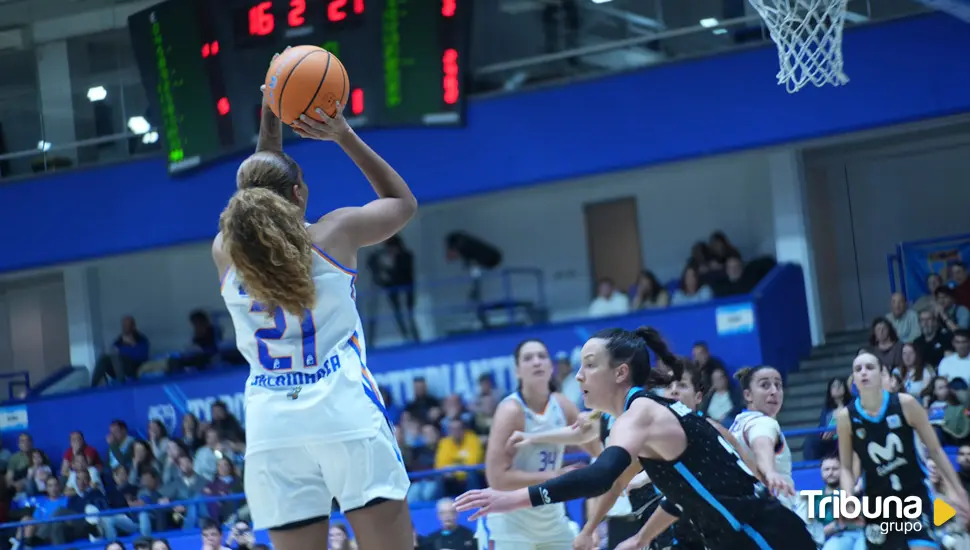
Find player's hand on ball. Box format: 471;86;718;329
292;102;352;142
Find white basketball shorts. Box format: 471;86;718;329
244;421;410;530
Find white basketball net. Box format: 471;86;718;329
746;0;851;93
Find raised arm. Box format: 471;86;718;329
294;105;417;258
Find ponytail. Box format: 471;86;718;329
635;326;684;388
219;187;316;316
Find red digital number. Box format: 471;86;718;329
328;0;364;22
289;0;306;27
351;88;365;115
442;0;456;17
201;41;220;58
442;48;459;105
249;1;275;36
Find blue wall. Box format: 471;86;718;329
0;265;811;454
2;15;970;272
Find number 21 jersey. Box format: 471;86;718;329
221;247;386;454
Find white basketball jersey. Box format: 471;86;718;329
221;247;386;454
484;393;574;544
729;410;795;509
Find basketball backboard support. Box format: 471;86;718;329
912;0;970;22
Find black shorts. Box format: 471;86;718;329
696;496;816;550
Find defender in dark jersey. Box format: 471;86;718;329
457;326;815;550
838;352;970;550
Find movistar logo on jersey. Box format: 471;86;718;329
250;353;341;389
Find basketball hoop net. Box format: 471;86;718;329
746;0;851;93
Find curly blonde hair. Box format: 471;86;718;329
219;152;315;316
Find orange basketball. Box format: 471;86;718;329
263;45;349;125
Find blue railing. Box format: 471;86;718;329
888;231;970;301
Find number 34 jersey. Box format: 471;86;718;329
221;247;387;454
484;393;574;544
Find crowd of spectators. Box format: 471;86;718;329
587;231;776;318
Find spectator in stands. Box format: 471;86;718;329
915;308;954;368
107;420;135;471
630;270;670;310
328;522;355;550
692;341;727;390
203;457;243;522
406;377;442;424
913;273;945;313
127;441;158;487
901;342;935;397
671;265;713;306
802;377;852;461
180;413;205;452
445;231;503;315
140;311;222;376
91;316;151;386
102;464;143;538
6;433;34;494
147;420;171;461
365;234;419;343
439;394;476;433
687;241;714;279
951;261;970;309
587;277;630;318
226;520;256;550
60;431;102;480
209;401;245;451
398;411;424;447
554;352;584;410
868;318;903;371
886;293;921;343
708;231;740;269
803;456;864;549
712;255;756;297
65;453;103;493
468;373;500;432
423;498;476;550
16;477;77;546
923;377;970;445
939;330;970;387
160;455;205;530
162;440;189;485
25;450;52;497
194;428;226;481
202;519;232;550
66;469;108;526
403;424;442;503
700;365;743;427
136;469;168;533
434;417;483;496
936;287;970;331
957;444;970;494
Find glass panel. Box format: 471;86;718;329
0;48;43;179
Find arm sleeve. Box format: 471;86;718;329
527;446;632;506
